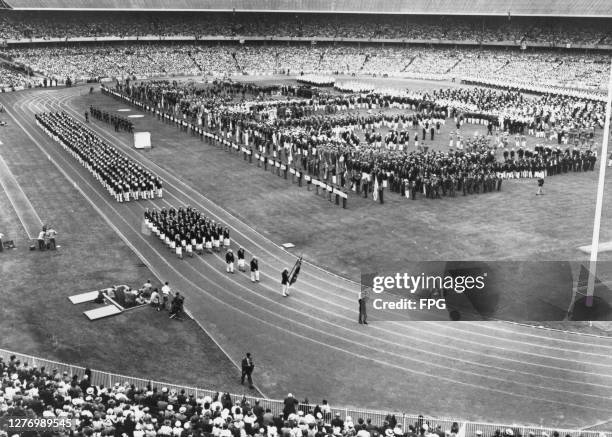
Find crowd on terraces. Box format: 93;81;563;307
0;64;42;90
1;11;611;46
1;44;609;94
0;354;588;437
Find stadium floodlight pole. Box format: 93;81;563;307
586;58;612;308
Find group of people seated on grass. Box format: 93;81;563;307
35;111;163;203
2;43;609;94
1;11;611;46
0;354;590;437
94;280;185;317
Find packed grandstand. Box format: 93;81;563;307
0;11;611;93
1;0;612;436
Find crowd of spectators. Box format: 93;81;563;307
0;64;42;90
1;11;611;47
2;44;609;93
1;353;587;437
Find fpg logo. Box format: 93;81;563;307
419;299;447;309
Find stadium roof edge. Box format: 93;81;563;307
4;0;612;17
6;8;612;17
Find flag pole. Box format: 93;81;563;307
586;58;612;307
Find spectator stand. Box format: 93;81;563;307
0;346;609;437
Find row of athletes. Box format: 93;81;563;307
86;106;134;133
35;111;162;203
144;206;261;281
363;169;503;200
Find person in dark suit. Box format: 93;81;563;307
536;177;544;195
241;352;255;389
283;393;298;419
358;289;369;325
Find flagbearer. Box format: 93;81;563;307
282;257;303;297
281;268;290;297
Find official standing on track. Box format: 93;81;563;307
358;288;369;325
250;257;260;282
241;352;255;389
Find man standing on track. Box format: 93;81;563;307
358;288;369;325
237;247;246;272
241;352;255;389
250;257;260;282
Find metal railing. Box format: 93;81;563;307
0;347;608;436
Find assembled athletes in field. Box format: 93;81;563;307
35;111;162;203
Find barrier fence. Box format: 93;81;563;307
0;348;608;436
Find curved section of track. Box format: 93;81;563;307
3;87;612;429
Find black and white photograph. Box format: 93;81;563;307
0;0;612;435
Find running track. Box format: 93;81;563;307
2;87;612;429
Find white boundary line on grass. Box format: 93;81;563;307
0;153;43;239
4;100;268;400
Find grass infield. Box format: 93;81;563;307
0;116;246;394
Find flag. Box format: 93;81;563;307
141;219;151;236
289;257;302;285
372;177;379;201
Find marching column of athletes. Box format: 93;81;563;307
144;206;265;282
86;106;134;133
35;111;163;203
144;206;301;296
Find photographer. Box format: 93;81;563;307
169;292;185;320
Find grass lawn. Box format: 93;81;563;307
71;77;603;284
0;115;246;394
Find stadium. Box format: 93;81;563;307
1;0;612;436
